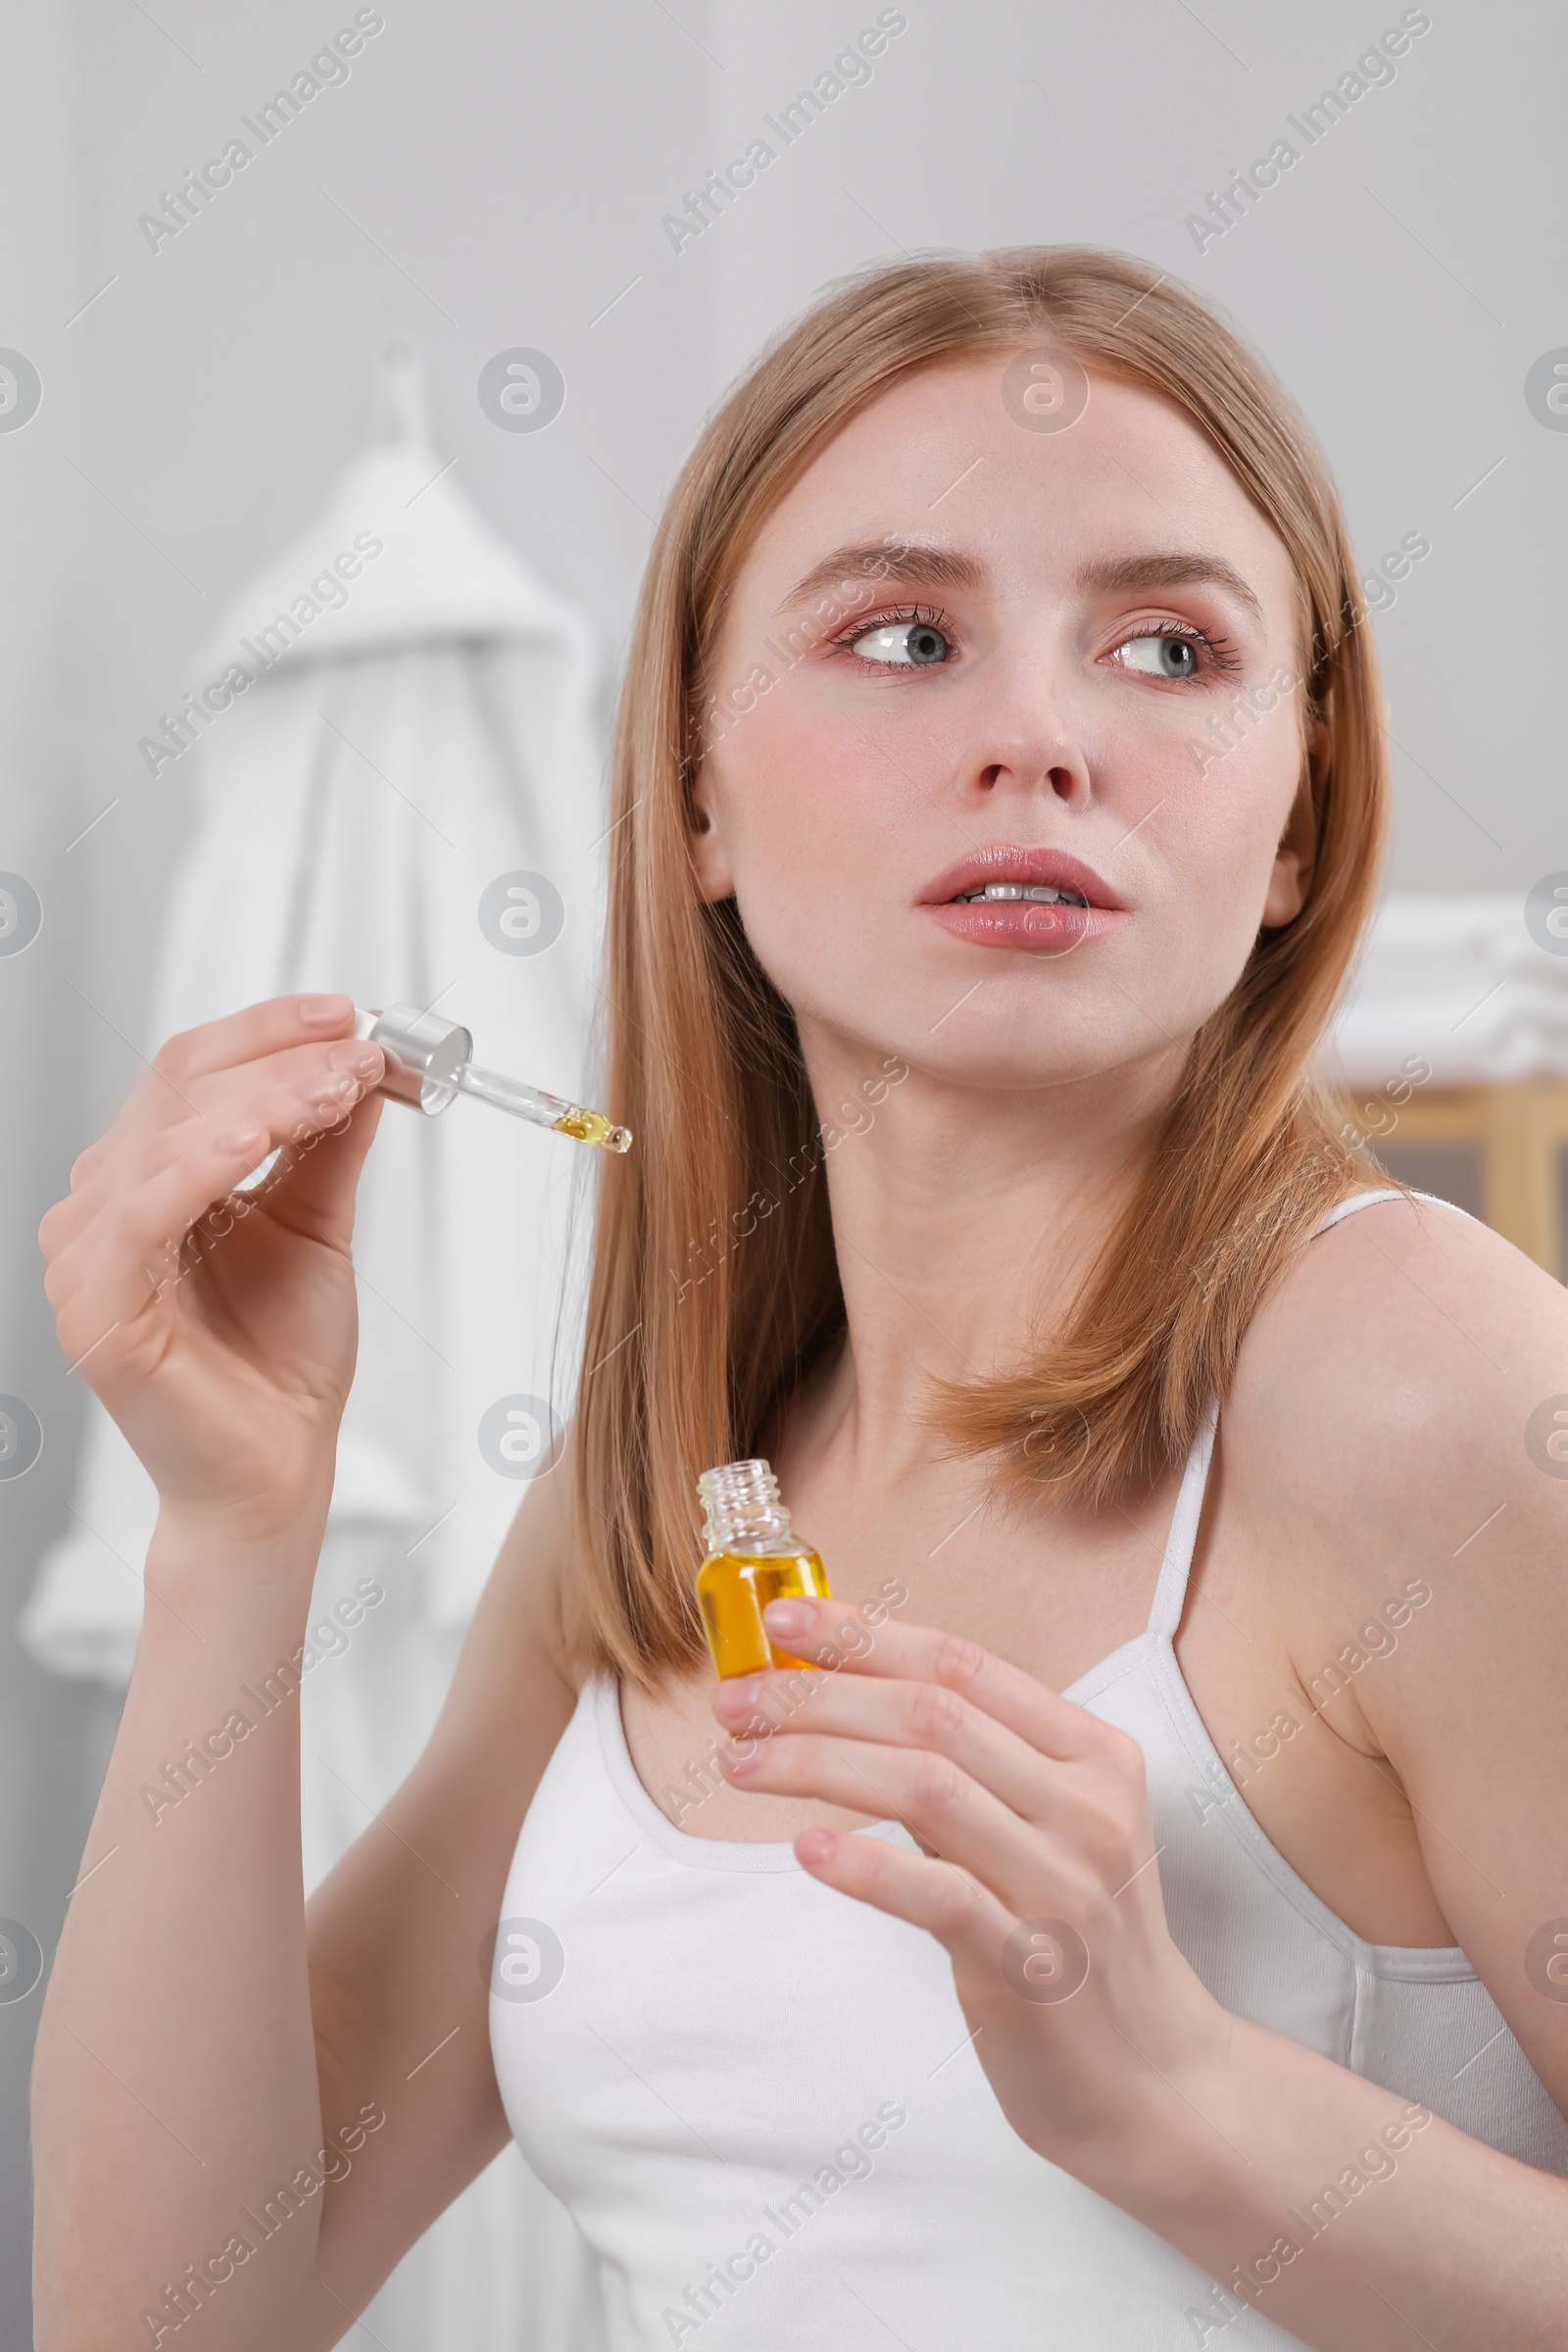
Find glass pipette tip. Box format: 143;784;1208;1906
454;1059;633;1152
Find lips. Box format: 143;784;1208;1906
916;843;1128;956
918;845;1125;909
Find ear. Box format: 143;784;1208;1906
686;753;737;905
1261;716;1325;929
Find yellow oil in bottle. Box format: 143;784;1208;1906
697;1546;832;1679
695;1458;831;1681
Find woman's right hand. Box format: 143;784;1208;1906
37;992;389;1556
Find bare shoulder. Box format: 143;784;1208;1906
1223;1191;1568;1544
1216;1194;1568;2089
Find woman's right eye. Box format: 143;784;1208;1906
842;609;952;667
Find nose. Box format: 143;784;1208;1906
956;656;1093;809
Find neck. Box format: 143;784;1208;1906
786;1022;1187;1486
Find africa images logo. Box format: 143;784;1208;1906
1184;10;1432;255
136;12;386;254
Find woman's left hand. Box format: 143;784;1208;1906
711;1592;1235;2197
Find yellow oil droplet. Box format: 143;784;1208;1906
553;1107;633;1152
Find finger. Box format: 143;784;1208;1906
719;1727;1085;1909
45;1032;386;1265
790;1821;1021;1975
145;992;361;1092
715;1664;1059;1823
44;1111;286;1361
130;1067;382;1256
47;1076;378;1354
42;1037;385;1334
122;1028;386;1171
761;1593;1113;1765
58;1031;387;1228
256;1083;385;1250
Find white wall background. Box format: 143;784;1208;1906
2;1;1563;2344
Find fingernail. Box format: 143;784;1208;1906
719;1673;761;1707
218;1122;266;1153
763;1599;810;1637
299;995;352;1026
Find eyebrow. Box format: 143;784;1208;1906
772;540;1262;624
773;542;984;616
1071;550;1263;623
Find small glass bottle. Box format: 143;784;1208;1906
695;1457;831;1680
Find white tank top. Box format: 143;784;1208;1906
491;1190;1568;2348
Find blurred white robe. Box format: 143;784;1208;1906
20;361;611;2350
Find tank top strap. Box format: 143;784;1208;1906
1144;1393;1221;1641
1306;1183;1407;1234
1143;1185;1424;1642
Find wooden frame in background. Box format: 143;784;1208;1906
1335;1080;1568;1280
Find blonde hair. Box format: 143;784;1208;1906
569;244;1388;1689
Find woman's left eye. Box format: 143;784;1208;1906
1111;628;1206;679
842;609;952;667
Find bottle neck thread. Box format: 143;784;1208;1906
697;1458;795;1554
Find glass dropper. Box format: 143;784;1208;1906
450;1058;631;1150
351;1002;632;1153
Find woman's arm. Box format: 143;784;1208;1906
1091;2003;1567;2348
709;1197;1568;2349
29;993;580;2348
1155;1189;1568;2344
715;1591;1568;2349
31;1466;578;2352
31;1514;339;2348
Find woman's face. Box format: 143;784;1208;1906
689;354;1317;1102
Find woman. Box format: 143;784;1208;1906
33;248;1568;2349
